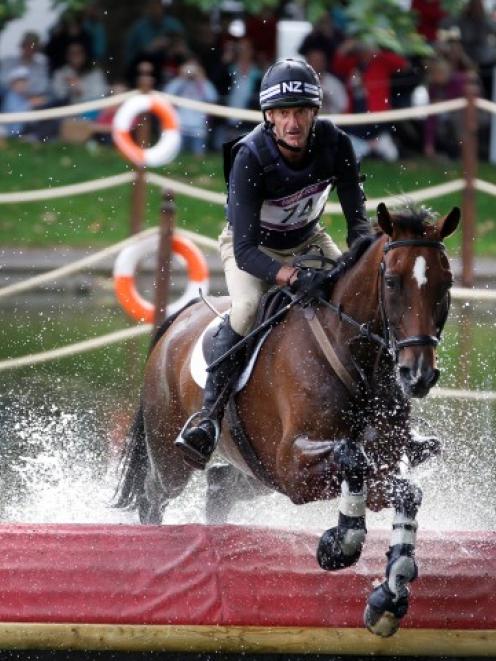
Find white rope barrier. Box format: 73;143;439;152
0;91;136;124
0;169;470;211
451;286;496;301
0;227;157;300
475;97;496;114
475;178;496;197
0;324;152;372
362;179;466;213
0;226;220;301
147;170;467;215
0;172;135;204
145;171;225;205
431;387;496;401
0;91;482;128
130;91;470;126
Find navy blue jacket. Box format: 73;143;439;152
227;119;369;283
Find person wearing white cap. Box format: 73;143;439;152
1;66;32;137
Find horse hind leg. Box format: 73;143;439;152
317;440;369;571
206;463;269;524
138;418;196;525
138;461;169;524
364;477;422;637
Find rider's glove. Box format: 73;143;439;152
289;268;330;298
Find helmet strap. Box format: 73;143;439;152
276;138;304;153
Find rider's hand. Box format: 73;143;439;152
275;265;299;287
290;268;330;297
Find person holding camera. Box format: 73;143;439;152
164;58;217;155
176;58;370;469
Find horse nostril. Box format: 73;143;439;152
429;368;440;387
399;365;413;383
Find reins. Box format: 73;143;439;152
205;237;449;393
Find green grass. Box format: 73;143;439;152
0;139;495;254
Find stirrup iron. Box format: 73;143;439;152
175;411;221;468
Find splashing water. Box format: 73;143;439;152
2;377;495;532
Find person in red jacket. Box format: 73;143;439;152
332;39;409;161
412;0;447;44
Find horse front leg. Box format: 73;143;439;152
317;440;369;571
364;476;422;637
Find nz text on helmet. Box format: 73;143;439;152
259;58;323;111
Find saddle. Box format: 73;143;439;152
194;260;347;485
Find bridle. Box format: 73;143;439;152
379;238;448;357
316;236;450;360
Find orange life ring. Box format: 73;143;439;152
112;93;181;167
113;233;209;323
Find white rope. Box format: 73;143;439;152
0;227;158;300
145;171;225;204
359;179;466;214
148;170;467;215
159;91;468;125
475;178;496;197
322;98;468;126
451;286;496;301
475;97;496;114
431;387;496;401
0;324;152;372
0;169;472;210
0;172;135;204
0;90;137;124
177;228;219;251
0;226;218;301
0;90;477;127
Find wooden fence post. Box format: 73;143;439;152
153;190;175;330
461;80;479;287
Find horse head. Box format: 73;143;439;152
376;202;460;398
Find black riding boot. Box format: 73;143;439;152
175;316;245;469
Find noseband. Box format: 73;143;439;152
380;238;448;356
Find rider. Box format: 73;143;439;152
175;57;371;469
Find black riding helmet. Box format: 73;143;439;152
259;58;323;111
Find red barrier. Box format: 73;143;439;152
0;523;494;630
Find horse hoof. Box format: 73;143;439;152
364;605;400;638
317;527;362;571
363;581;408;637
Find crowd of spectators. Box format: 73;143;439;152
1;0;495;161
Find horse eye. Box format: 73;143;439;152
385;275;400;290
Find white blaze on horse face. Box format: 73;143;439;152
412;256;428;288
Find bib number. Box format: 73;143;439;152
261;181;332;232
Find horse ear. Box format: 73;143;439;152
440;207;460;238
377;203;393;236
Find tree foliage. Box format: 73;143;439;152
0;0;471;56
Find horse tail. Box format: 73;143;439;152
113;401;147;509
114;297;201;510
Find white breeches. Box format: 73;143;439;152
218;224;342;336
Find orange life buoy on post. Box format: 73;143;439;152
113;234;209;323
112;93;181;167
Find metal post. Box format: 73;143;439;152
130;61;155;235
461;80;478;288
154;191;175;330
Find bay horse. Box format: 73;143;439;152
116;202;459;637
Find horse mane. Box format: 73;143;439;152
386;202;438;235
333;231;382;275
147;297;201;356
331;203;438;277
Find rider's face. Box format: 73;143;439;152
266;106;317;152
